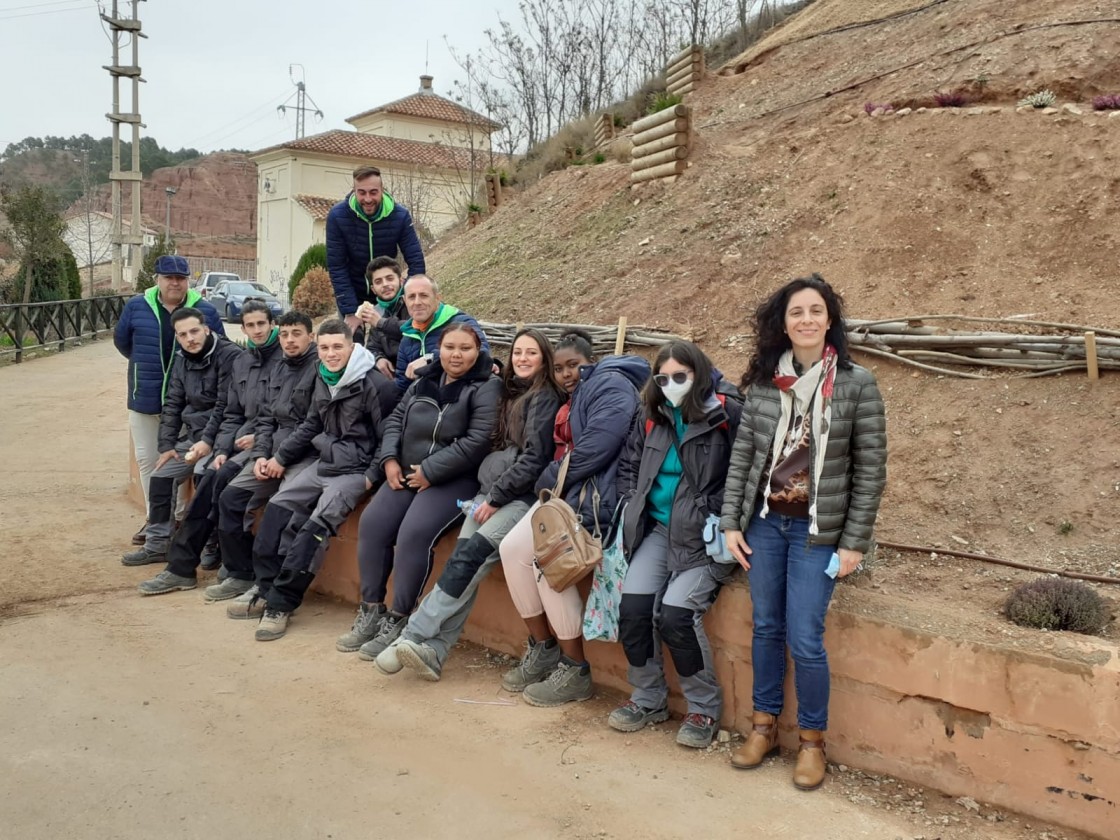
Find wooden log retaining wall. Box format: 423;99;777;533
665;45;704;98
630;104;691;185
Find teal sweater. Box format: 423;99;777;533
648;407;686;526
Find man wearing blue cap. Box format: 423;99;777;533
114;255;225;544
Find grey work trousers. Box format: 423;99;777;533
142;445;211;552
399;496;530;666
620;523;729;719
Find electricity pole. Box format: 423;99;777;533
164;187;177;243
277;65;323;139
102;0;145;291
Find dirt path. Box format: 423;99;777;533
0;342;1085;840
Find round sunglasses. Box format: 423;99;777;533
653;371;692;387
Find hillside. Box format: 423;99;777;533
427;0;1120;586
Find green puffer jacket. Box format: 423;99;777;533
718;364;887;552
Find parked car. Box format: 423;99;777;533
209;281;283;322
195;271;241;299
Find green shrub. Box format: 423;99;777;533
62;249;82;299
289;242;328;300
136;233;175;292
647;91;683;115
290;266;335;317
1004;577;1109;634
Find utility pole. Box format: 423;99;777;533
102;0;145;291
277;64;323;139
164;186;177;243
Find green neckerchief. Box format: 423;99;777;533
248;327;279;349
319;362;344;387
347;191;396;224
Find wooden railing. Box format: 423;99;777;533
0;295;132;363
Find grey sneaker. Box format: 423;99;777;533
137;570;197;596
395;639;442;682
374;639;403;675
357;611;406;661
255;609;290;641
608;700;670;732
676;713;718;749
522;659;594;707
500;636;561;692
121;546;167;566
336;602;386;652
226;586;264;620
203;576;254;602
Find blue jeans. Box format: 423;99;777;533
745;511;837;730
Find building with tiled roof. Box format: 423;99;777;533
250;75;499;296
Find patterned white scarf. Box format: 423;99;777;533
759;345;837;534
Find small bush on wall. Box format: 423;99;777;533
1004;577;1109;635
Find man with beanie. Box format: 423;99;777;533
326;166;425;337
114;254;224;544
121;307;243;567
247;318;398;641
135;300;285;595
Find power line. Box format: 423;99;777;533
0;3;89;21
181;90;292;149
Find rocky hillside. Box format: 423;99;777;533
428;0;1120;576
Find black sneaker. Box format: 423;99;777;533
607;700;670;732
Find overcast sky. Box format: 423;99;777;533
0;0;522;154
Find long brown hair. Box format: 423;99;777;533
493;328;564;446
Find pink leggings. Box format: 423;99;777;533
499;501;585;640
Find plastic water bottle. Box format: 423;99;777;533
457;498;478;518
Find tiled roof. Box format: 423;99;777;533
347;92;501;130
293;194;336;221
252;129;493;171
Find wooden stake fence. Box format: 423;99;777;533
478;317;678;357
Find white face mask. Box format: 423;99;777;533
660;377;694;407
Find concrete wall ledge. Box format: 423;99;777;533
312;507;1117;840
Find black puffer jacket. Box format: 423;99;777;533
158;335;244;452
719;364;887;552
619;380;743;572
249;344;319;460
477;386;563;508
275;345;397;477
374;352;501;487
364;293;408;364
213;339;284;457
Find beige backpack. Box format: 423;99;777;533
531;452;603;591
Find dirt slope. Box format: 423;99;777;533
427;0;1120;582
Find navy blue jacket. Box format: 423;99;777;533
536;355;651;530
325;192;426;316
114;286;226;415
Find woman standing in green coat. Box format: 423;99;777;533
720;274;886;790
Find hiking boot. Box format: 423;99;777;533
137;570;197;596
374;640;403;675
216;564;229;582
226;586;264;620
336;602;387;652
395;639;442;682
357;611;406;661
255;609;290;641
121;546;166;566
522;658;594;707
500;636;561;692
676;713;718;749
131;522;148;545
203;576;254;602
607;700;670;733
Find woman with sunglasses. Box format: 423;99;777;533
498;330;650;707
608;340;743;748
720;274;886;789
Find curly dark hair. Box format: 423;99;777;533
643;340;716;426
493;328;565;446
741;273;853;388
554;328;595;362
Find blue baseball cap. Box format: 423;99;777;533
155;254;190;277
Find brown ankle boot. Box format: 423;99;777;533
793;729;827;790
730;711;780;769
